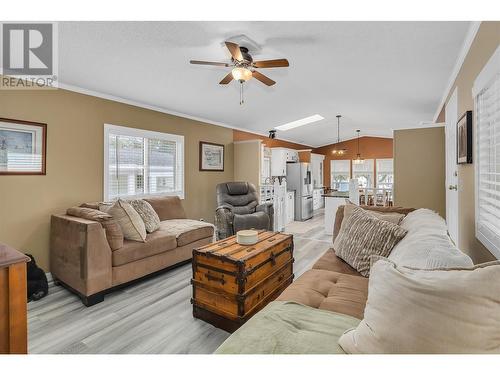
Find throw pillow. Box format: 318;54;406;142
333;205;407;276
99;200;147;242
66;207;124;250
338;257;500;353
343;203;405;225
128;199;160;233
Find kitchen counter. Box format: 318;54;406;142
322;191;349;198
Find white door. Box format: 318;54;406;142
445;87;459;244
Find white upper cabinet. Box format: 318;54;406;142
271;147;298;176
311;153;325;188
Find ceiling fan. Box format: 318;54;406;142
190;41;289;104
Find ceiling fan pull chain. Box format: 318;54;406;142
240;81;244;105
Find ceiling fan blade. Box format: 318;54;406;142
252;70;276;86
190;60;230;67
219;72;233;85
225;41;243;61
253;59;290;68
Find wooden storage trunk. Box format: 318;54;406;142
191;231;294;332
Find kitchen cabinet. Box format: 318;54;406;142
286;191;295;224
311;153;325;189
271;148;298;176
313;188;325;210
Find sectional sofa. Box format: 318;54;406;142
215;205;474;354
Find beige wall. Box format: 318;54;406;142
0;88;234;271
393;127;446;218
436;22;499;263
233;140;261;189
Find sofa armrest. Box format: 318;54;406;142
215;206;234;240
50;214;112;297
256;202;274;230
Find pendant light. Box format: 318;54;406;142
332;114;347;155
353;129;364;164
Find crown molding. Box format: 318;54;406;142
432;21;481;122
56;81;315;148
312;134;393;149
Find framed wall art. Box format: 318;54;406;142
0;118;47;175
457;110;472;164
199;141;224;171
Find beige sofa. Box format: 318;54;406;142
215;205;474;353
50;196;214;306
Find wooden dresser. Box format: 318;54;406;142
0;243;30;354
191;231;294;332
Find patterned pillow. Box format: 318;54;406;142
128;199;161;233
99;200;147;242
333;206;408;276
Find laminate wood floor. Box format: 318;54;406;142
28;210;331;354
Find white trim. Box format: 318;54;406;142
472;45;500;97
57;81;316;148
313;134;393;149
233;139;262;145
432;21;481;122
103;123;185;201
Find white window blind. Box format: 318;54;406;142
331;159;350;189
473;46;500;258
353;159;374;188
104;124;184;201
376;158;394;189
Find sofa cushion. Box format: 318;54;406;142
112;228;177;266
312;249;362;276
276;269;368;319
389;208;473;269
338;257;500;354
233;211;270;233
143;196;186;221
333;205;408;276
66;206;124;250
128;199;161;233
158;219;214;247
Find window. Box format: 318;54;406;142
331;160;350;190
376;158;394;189
352;159;374;188
473;46;500;258
104;124;184;201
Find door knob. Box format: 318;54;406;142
448;185;458;191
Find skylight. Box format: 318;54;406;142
274;114;324;131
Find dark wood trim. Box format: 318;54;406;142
199;141;224;172
54;259;192;306
0;117;47;175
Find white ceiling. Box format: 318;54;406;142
58;21;471;147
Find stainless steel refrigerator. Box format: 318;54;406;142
286;162;313;221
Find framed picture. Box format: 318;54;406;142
199;141;224;171
457;110;472;164
0;118;47;175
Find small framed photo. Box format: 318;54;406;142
199;141;224;171
0;118;47;175
457;111;472;164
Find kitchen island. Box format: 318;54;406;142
323;191;349;235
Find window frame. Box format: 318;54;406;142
376;158;394;189
352;158;374;188
473;45;500;259
103;124;185;201
330;159;351;188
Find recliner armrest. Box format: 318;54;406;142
256;202;274;230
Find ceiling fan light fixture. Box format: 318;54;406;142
232;67;252;82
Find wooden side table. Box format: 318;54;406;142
0;243;30;354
